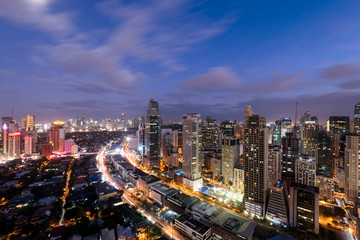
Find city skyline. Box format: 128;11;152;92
1;1;360;122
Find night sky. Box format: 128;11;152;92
1;0;360;123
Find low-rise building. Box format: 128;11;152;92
174;213;212;240
149;183;179;206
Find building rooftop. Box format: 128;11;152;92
140;174;161;184
212;210;257;239
150;183;179;196
176;214;211;235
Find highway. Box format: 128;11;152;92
96;145;184;240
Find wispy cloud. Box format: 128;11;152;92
0;68;18;78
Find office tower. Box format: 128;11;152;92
272;120;281;146
220;120;235;137
221;136;239;184
24;135;33;155
311;116;318;123
295;155;316;186
329;116;350;133
26;114;35;131
244;105;253;127
48;121;65;152
8;132;21;158
289;183;319;234
355;102;360;134
145;99;161;170
281;132;299;189
201;116;217;148
281;117;292;137
268;145;281;189
317;132;332;174
300;121;319;158
234;120;243;138
234;164;244;192
82;114;86;127
2;123;8;157
345;135;360;204
182;113;203;190
244;115;268;218
266;180;289;227
316;174;335;203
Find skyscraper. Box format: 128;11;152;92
244;105;253;128
244;115;268;218
289;183;319;234
8;132;21;158
48;121;65;152
201;116;217;148
280;117;292;138
2;123;8;158
300;121;319;157
182;113;203;190
24;134;33;155
345;135;360;204
220;120;235;137
145;99;161;170
221;136;239;184
355;102;360;134
26;114;35;131
329;116;350;133
266;180;289;227
317;132;332;174
281;132;300;190
295;154;316;186
268;145;281;189
272;120;281;146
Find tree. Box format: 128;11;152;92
143;223;162;240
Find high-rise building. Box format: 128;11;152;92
345;135;360;204
2;123;8;157
233;164;244;193
182;113;203;190
266;180;289;227
268;145;281;189
221;136;239;184
244;115;268;219
295;154;316;186
64;139;76;153
201;116;217;148
41;143;52;158
8;132;21;158
220;120;235;137
21;118;27;130
145;99;161;170
300;111;311;125
272;120;281;146
26;114;35;131
24;135;33;155
121;113;126;129
355;103;360;134
48;121;65;152
300;121;319;157
317;132;332;174
289;183;319;234
244;105;253;128
329;116;350;133
281;132;299;189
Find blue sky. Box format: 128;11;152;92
1;0;360;123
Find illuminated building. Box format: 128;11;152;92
182;113;203;190
344;135;360;204
41;143;52;158
266;180;289;226
355;102;360;134
2;123;8;157
220;120;234;137
26;114;35;131
289;183;319;234
244;115;268;219
0;117;12;130
24;134;33;155
121;112;126;129
281;132;299;190
316;174;335;202
268;145;281;189
316;132;332;175
8;132;21;158
329;116;350;133
300;121;319;157
21;118;26;130
48;121;65;152
201;116;217;148
144;99;161;170
280;117;292;138
272;120;281;146
244;105;253;128
295;154;316;186
64;139;76;153
221;136;239;184
233;164;244;192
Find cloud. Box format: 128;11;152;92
0;68;17;78
180;67;241;92
321;63;360;80
339;79;360;89
0;0;73;36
